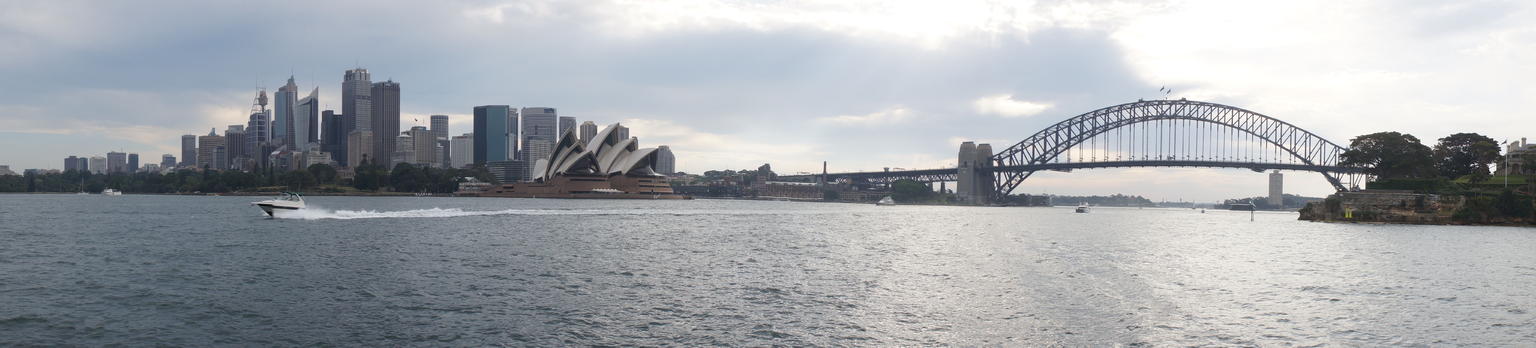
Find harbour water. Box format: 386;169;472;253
2;194;1533;346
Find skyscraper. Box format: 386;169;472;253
347;131;374;168
322;110;347;165
197;129;226;170
65;156;80;172
160;154;175;170
473;105;514;164
295;87;319;151
127;153;139;173
180;134;198;167
655;145;676;174
450;133;474;169
430;115;450;168
579;121;597;145
523;138;554;178
520;107;558;158
371;80;400;168
343;68;373;166
273;76;299;148
246;89;271;167
407;126;434;166
105;152;124;174
558;116;576;138
613;123;630;142
225;125;247;170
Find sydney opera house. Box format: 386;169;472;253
471;123;685;199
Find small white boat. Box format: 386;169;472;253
101;188;123;196
876;196;896;206
251;192;306;217
1074;203;1089;213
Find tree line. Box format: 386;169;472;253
0;160;496;194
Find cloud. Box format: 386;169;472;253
619;118;822;173
815;107;912;126
972;94;1053;118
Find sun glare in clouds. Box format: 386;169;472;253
972;94;1053;118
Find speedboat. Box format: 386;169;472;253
251;192;305;217
876;196;896;206
1075;203;1090;213
101;189;123;196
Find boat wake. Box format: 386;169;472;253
276;207;559;220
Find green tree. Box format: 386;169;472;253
1433;133;1502;182
822;190;840;201
891;179;936;203
1494;189;1533;218
282;170;317;190
352;158;387;191
308;163;338;185
1339;132;1436;179
390;163;427;192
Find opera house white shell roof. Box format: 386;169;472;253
532;123;665;182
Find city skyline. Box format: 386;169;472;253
2;1;1533;201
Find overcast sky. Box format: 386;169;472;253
2;0;1532;201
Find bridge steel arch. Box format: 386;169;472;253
989;99;1363;200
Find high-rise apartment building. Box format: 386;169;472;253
344;68;373;166
106;152;126;173
579;121;598;145
613;123;630;142
127;153;139;173
197;129;226;170
393;133;415;166
558;116;576;138
520;107;558;158
89;156;106;174
65;156;81;172
1268;170;1283;206
180;134;198;167
450;133;474;169
160;154;176;170
655;145;675;174
272;77;299;148
473;105;515;164
371;80;400;168
296;87;319;151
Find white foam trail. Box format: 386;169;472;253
272;206;805;220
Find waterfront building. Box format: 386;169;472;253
655;145;676;174
520;107;558;158
301;150;333;168
579;121;598;145
486;160;524;183
273;77;300;148
127;153;139;173
344;68;373;167
321;110;347;166
1269;170;1284;206
431;115;450;168
0;166;13;176
450;133;474;168
473;105;515;164
393;133;414;166
197;129;226;170
160;154;175;169
347;131;374;168
139;163;159;173
371;80;400;168
473;123;678;198
180;135;197;168
89;156;106;174
559;116;576;138
64;156;81;172
1506;138;1534;175
295;87;319;152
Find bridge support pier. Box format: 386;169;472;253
956;142;994;205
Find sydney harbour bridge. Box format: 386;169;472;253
779;99;1371;204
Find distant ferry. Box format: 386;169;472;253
876;196;896;206
101;189;122;196
1075;203;1090;213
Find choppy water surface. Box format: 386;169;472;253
2;195;1534;346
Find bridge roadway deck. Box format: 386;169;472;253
778;160;1369;183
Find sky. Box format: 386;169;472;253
1;0;1532;201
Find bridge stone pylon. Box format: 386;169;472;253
956;141;994;204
